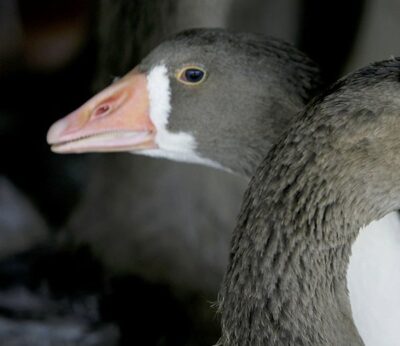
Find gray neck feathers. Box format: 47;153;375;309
218;97;397;344
219;158;364;345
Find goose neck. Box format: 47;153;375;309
220;152;371;345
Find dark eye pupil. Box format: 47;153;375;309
185;69;204;83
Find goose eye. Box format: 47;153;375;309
177;67;206;85
185;69;204;83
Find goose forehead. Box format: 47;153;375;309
140;40;220;72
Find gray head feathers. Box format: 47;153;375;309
140;28;322;176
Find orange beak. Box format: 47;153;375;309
47;69;157;153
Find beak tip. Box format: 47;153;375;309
46;118;68;145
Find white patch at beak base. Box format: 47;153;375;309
137;64;224;170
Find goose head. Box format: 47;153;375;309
47;28;320;177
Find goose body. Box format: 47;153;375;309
220;58;400;345
47;29;400;344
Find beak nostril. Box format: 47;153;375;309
93;104;111;118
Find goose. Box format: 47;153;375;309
46;29;399;344
47;29;320;344
219;58;400;345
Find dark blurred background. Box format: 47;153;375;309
0;0;398;345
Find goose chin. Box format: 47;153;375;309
50;130;156;153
